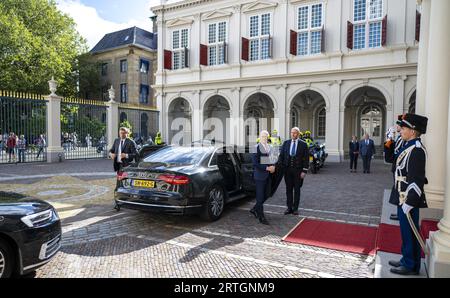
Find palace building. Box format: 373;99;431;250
151;0;420;161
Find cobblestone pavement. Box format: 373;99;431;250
8;160;391;278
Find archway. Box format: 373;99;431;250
168;97;192;145
203;95;230;144
243;93;274;145
290;90;327;142
344;86;387;151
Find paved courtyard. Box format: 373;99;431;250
0;159;392;278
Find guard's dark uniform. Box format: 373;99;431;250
390;113;428;275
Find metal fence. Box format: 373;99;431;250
0;91;47;164
119;106;159;145
61;97;108;160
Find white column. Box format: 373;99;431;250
106;87;119;152
423;0;450;210
191;91;201;142
229;88;241;146
44;78;64;163
156;92;164;135
427;85;450;277
424;0;450;278
392;76;406;119
326;80;342;162
415;0;431;115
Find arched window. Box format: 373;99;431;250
291;109;299;128
316;106;326;138
409;91;416;114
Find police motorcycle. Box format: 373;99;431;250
316;143;328;168
308;144;321;174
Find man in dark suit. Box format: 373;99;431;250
359;134;376;173
109;127;138;173
349;136;359;172
276;127;309;215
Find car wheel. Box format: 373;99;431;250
0;239;14;279
201;186;225;222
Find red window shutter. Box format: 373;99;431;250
200;44;208;66
321;28;325;53
290;30;297;56
347;21;353;49
382;15;387;46
164;50;172;70
241;37;249;61
415;10;421;42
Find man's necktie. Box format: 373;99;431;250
290;141;296;156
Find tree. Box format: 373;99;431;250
0;0;88;96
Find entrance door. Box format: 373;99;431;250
360;105;383;146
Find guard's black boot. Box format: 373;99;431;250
388;260;401;267
390;266;419;275
249;208;257;218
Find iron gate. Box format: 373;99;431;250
0;91;47;164
118;107;159;145
61;97;108;160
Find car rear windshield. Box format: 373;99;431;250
143;146;211;165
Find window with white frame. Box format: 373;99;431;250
297;3;323;56
316;106;326;138
249;13;272;61
207;21;227;66
172;28;189;69
353;0;383;50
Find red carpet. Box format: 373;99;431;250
283;218;440;256
282;219;378;255
375;224;401;254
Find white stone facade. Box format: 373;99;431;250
152;0;420;162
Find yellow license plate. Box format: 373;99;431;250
309;156;313;162
133;180;155;188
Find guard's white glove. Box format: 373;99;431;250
402;203;413;214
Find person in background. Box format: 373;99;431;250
17;135;26;163
359;134;376;174
36;134;46;158
251;130;275;225
349;136;359;173
0;133;3;159
7;132;16;163
155;132;163;145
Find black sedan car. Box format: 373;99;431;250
0;192;61;278
115;141;256;221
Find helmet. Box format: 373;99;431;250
272;129;278;135
305;130;311;135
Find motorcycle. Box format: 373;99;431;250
309;146;321;174
309;143;328;173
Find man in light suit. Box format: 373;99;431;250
109;127;138;174
359;133;376;174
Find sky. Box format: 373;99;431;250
56;0;181;50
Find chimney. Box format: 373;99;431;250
150;15;157;33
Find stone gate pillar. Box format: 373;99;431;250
44;77;64;163
106;86;119;152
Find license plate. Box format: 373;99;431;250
309;156;313;162
133;179;155;188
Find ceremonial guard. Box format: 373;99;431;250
387;115;406;221
389;113;428;276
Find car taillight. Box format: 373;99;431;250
158;174;190;185
117;171;128;181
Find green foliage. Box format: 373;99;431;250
120;120;133;138
0;0;92;96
